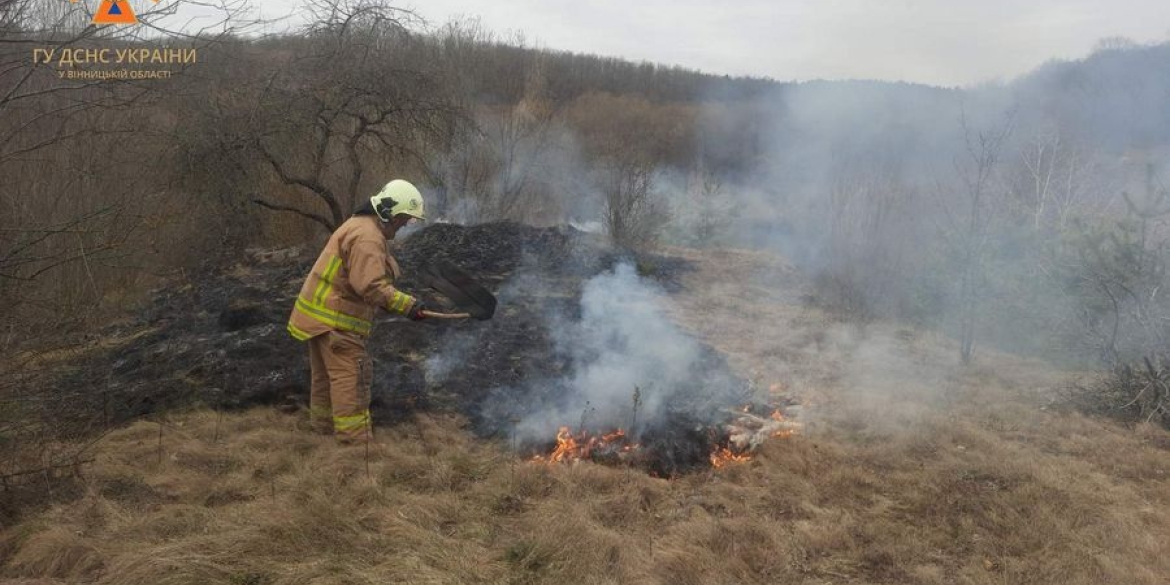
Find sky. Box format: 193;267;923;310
245;0;1170;87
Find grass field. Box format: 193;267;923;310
2;248;1168;584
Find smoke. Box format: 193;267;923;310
506;262;745;441
430;107;600;226
430;41;1170;374
423;334;475;387
665;43;1170;364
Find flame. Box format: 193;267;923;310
531;426;639;464
768;409;795;438
709;405;797;468
532;401;801;471
709;446;752;468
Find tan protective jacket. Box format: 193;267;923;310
287;215;416;341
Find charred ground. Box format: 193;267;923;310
4;241;1167;585
33;222;746;475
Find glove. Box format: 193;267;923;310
407;300;428;321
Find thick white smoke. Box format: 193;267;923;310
512;262;741;441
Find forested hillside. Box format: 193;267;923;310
3;0;1170;462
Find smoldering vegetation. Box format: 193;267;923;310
5;241;1170;584
474;263;752;473
483;264;747;438
4;219;753;483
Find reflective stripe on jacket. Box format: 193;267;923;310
288;215;416;340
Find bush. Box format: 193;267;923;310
1072;356;1170;429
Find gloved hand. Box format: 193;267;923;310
407;299;428;321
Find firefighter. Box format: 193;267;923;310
287;179;428;442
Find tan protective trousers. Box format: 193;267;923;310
307;330;373;442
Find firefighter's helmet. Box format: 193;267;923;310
371;180;426;222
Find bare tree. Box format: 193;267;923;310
671;159;733;247
0;0;256;311
1070;164;1170;362
939;108;1015;364
603;156;665;247
421;24;568;224
568;92;689;247
1012;128;1102;232
0;0;261;506
483;68;561;220
245;0;463;231
816;151;919;320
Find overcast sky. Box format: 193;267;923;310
249;0;1170;87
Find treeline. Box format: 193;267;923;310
0;0;776;337
742;43;1170;426
404;22;778;105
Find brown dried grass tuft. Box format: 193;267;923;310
6;526;105;579
0;400;1165;585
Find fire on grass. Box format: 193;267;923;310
530;403;803;471
712;404;800;467
530;427;640;464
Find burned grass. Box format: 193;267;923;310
9;223;728;474
4;239;1169;583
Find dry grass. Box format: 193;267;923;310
1;399;1166;585
3;248;1169;584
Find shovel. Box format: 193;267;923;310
419;310;473;320
419;260;497;321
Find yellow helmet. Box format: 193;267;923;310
371;179;426;222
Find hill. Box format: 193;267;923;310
2;233;1168;584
